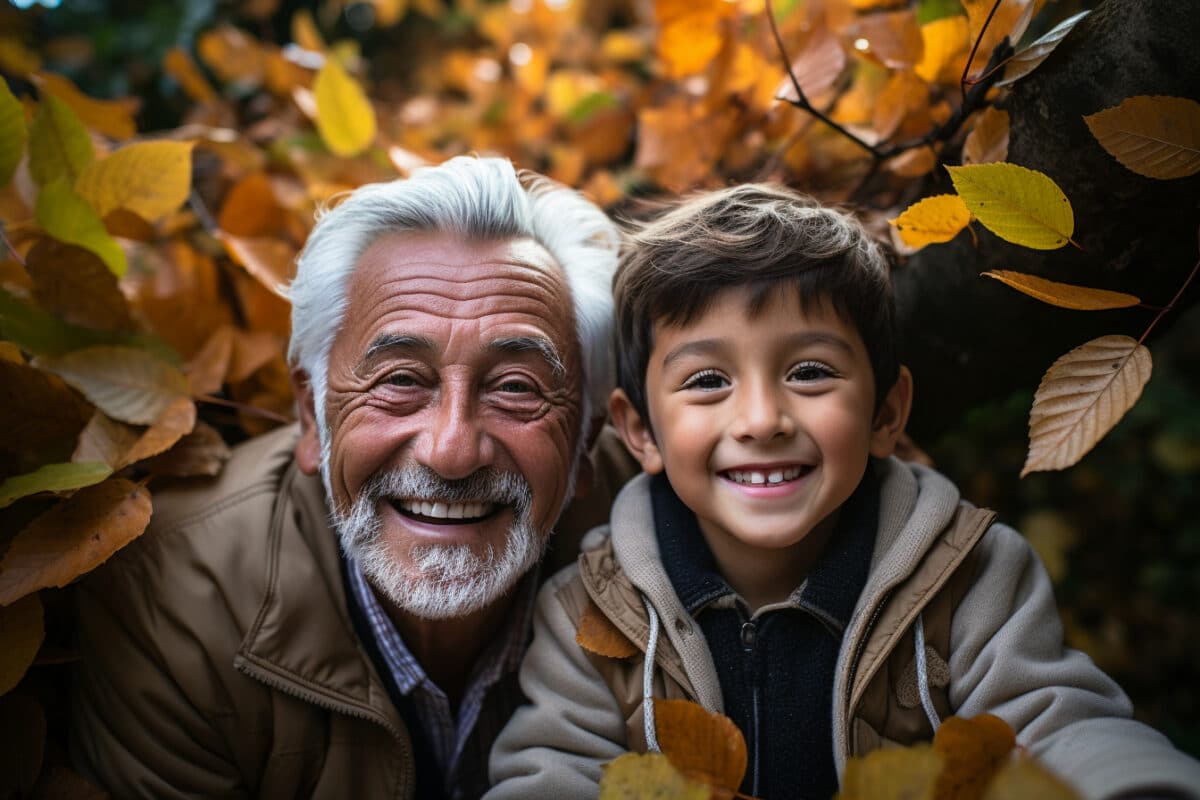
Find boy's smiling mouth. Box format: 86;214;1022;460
720;465;814;486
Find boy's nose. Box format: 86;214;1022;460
731;381;795;442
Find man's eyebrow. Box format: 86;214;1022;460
362;333;436;366
489;336;565;380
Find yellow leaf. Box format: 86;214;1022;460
1084;95;1200;180
0;594;43;695
962;107;1010;165
0;77;26;187
946;163;1073;250
291;9;326;52
602;30;648;63
836;744;942;800
34;345;191;426
0;479;152;606
27;95;93;187
314;57;377;157
655;0;731;79
915;15;969;84
0;35;41;76
34;180;127;277
163;46;218;104
0;462;112;509
75;140;195;222
599;753;709;800
889;194;971;248
31;72;139;140
576;600;638;659
982;757;1082;800
1022;335;1151;476
654;698;747;793
933;714;1016;800
983;271;1140;310
999;11;1091;88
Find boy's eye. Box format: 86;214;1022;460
788;361;835;382
681;369;729;391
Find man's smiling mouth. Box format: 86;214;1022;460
721;466;813;486
390;499;501;523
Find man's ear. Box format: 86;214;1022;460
290;367;321;475
609;389;664;475
571;415;606;499
869;365;914;458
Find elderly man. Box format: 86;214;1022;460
70;157;635;798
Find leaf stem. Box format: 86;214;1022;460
1139;225;1200;346
0;225;27;267
961;0;1004;104
194;393;291;423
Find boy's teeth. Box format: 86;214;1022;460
727;467;804;485
400;500;494;519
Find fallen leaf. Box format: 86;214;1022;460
229;329;283;382
0;594;43;695
73;397;196;472
25;238;134;332
576;600;638;658
103;208;156;241
998;11;1091;88
218;173;288;237
74;140;195;222
961;0;1042;77
0;287;176;361
889;194;971;248
0;478;152;605
31;71;139;140
197;26;267;86
981;757;1082;800
1022;335;1151;476
140;421;230;478
915;15;969;84
849;10;925;71
836;743;942;800
35;345;191;426
163;46;218;104
1084;95;1200;180
220;232;295;299
654;698;747;793
962;106;1009;165
0;461;112;509
314;57;377;157
982;271;1140;310
655;0;732;79
933;714;1016;800
0;78;26;188
34;179;128;277
874;71;929;141
946;163;1074;250
777;26;846;105
0;358;94;465
186;325;236;395
27;95;93;187
599;752;709;800
885;145;938;178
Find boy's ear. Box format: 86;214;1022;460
290;367;321;475
609;389;664;475
869;365;914;458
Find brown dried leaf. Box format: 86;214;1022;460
0;360;93;468
777;26;846;105
981;757;1082;800
962;107;1010;165
24;239;134;332
983;271;1140;310
71;412;140;471
1084;95;1200;180
163;46;218;104
140;421;230;478
197;26;267;86
73;398;196;471
103;208;156;241
0;478;151;605
0;593;43;695
933;713;1016;800
836;743;942;800
599;752;709;800
850;10;925;71
186;325;236;396
654;698;746;793
1023;336;1151;476
34;346;191;426
873;71;928;142
229;330;283;383
219;232;295;299
218;173;288;237
576;600;638;658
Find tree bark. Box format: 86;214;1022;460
894;0;1200;441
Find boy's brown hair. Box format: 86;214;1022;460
613;183;899;422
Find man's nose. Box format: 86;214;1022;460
731;379;795;442
418;381;491;480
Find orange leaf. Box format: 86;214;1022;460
229;330;283;383
140;421;231;478
218;173;288;237
654;698;747;793
25;238;135;332
889;194;971;248
654;0;732;79
103;208;156;241
0;478;152;605
884;145;937;178
873;71;929;141
197;26;267;85
1023;336;1151;476
962;107;1010;165
983;271;1140;310
1084;95;1200;180
186;325;236;396
933;714;1016;800
962;0;1043;77
219;232;296;298
576;600;638;658
915;15;969;85
163;46;218;104
836;744;942;800
31;72;139;140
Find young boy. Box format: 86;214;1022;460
486;185;1200;799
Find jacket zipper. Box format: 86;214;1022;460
741;620;761;797
843;589;891;738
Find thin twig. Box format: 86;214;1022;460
0;226;26;267
195;393;291;423
961;0;1004;104
1139;225;1200;346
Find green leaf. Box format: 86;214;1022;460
27;94;93;187
0;462;112;509
917;0;964;25
34;180;128;277
0;78;27;188
567;91;618;125
947;163;1074;250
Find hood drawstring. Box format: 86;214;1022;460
641;595;662;752
914;613;942;733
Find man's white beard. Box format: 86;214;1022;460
330;465;545;620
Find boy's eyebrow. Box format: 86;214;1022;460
660;331;856;369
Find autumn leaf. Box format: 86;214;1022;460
0;77;26;187
163;46;218;104
982;757;1082;800
73;397;196;472
27;94;93;187
34;180;128;277
914;15;968;85
0;594;44;696
654;699;747;793
1022;335;1151;476
599;752;709;800
314;56;377;157
140;421;230;478
0;478;152;606
961;0;1041;75
998;11;1091;88
1084;95;1200;180
946;163;1074;250
982;271;1140;310
25;239;135;332
219;233;295;298
218;173;288;237
35;345;191;426
836;743;942;800
849;10;925;71
0;358;94;467
654;0;732;79
889;194;971;248
75;141;195;222
186;325;236;396
576;600;638;658
777;26;846;105
32;71;139;140
0;288;176;362
962;107;1009;165
0;461;112;509
933;714;1016;800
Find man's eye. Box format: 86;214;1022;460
682;370;728;391
789;362;835;382
497;378;537;394
383;372;418;387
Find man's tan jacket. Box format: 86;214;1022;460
69;423;637;798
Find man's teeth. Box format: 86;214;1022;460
727;467;805;485
398;500;495;519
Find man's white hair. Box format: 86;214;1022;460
287;155;620;439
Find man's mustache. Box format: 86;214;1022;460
357;464;532;512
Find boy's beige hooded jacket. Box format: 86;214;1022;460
488;460;1200;800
